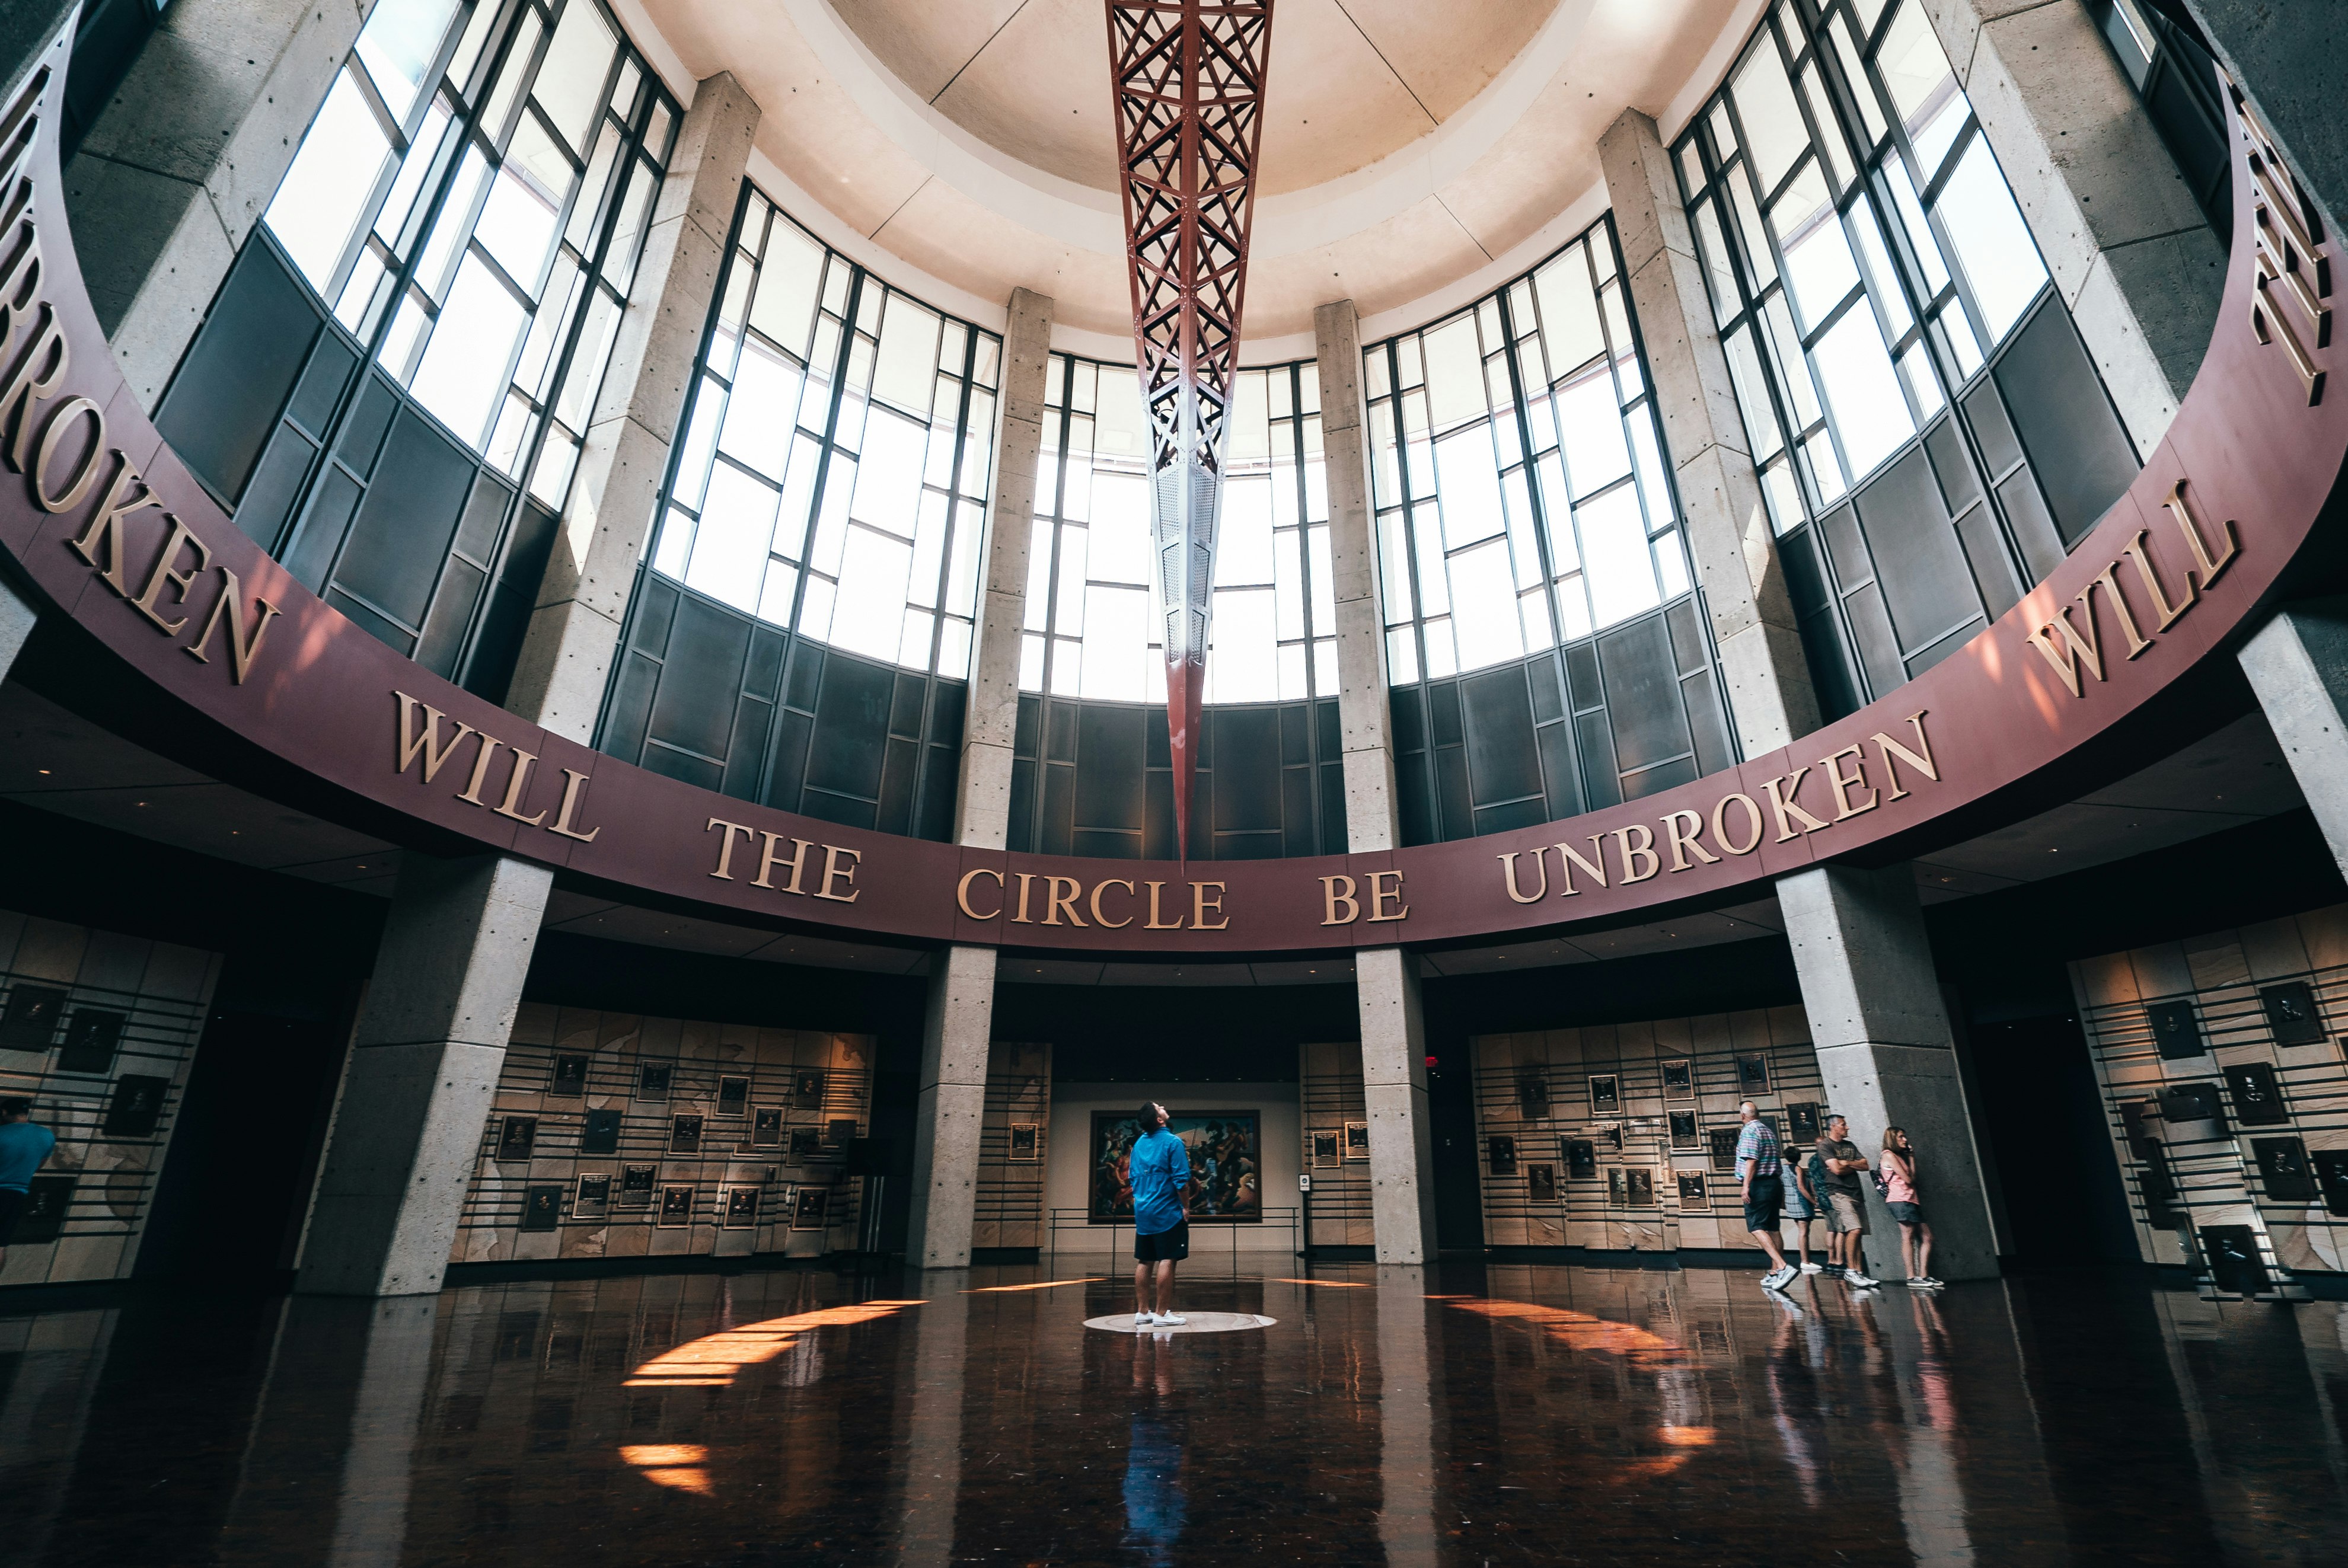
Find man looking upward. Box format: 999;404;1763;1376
1129;1101;1192;1327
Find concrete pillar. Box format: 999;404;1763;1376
1374;1266;1437;1565
505;72;761;739
1777;861;1998;1281
1314;298;1403;843
1357;947;1438;1264
1317;297;1441;1265
1599;109;1820;754
63;0;367;410
0;573;41;678
901;287;1052;1269
297;853;553;1296
2238;601;2348;882
1924;0;2225;457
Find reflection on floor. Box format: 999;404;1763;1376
4;1259;2347;1565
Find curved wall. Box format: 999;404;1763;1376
0;22;2337;962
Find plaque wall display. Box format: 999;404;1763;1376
2313;1149;2348;1218
2253;1136;2318;1201
1607;1168;1627;1206
718;1076;749;1115
788;1126;821;1161
0;984;66;1052
520;1184;563;1231
1587;1075;1619;1113
825;1117;859;1147
1787;1101;1820;1143
2224;1062;2290;1126
1736;1055;1770;1094
2200;1224;2271;1295
657;1184;696;1228
18;1175;73;1244
1526;1163;1557;1202
619;1165;658;1209
1676;1171;1708;1209
56;1009;125;1075
636;1062;672;1101
1707;1127;1741;1174
794;1069;827;1110
2159;1082;2226;1129
2139;1147;2184;1228
792;1187;830;1231
1564;1138;1596;1180
1488;1136;1517;1176
1344;1121;1368;1159
2261;982;2325;1046
1625;1168;1655;1206
670;1114;703;1155
1310;1130;1340;1166
1669;1110;1698;1150
2148;1000;2206;1060
574;1173;612;1220
582;1108;623;1154
1517;1071;1551;1119
496;1116;537;1161
1602;1125;1622;1152
752;1107;784;1148
550;1054;589;1096
722;1185;760;1230
1660;1059;1692;1101
101;1074;168;1138
1009;1122;1041;1163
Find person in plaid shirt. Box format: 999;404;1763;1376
1736;1101;1799;1293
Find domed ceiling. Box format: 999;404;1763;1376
631;0;1753;346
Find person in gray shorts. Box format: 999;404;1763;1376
1814;1114;1879;1289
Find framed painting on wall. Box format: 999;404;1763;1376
1488;1135;1517;1176
2225;1062;2289;1126
1660;1059;1693;1101
2147;999;2205;1059
1009;1123;1041;1163
2262;982;2325;1046
1787;1101;1820;1144
1311;1131;1341;1166
0;983;65;1052
1344;1122;1369;1160
1669;1110;1698;1150
656;1184;696;1228
1708;1127;1742;1174
1517;1071;1551;1119
618;1165;657;1209
669;1114;703;1155
1625;1168;1655;1206
1089;1111;1262;1222
496;1116;537;1162
1676;1171;1708;1209
56;1009;123;1075
519;1184;563;1231
789;1126;822;1162
1736;1054;1770;1095
718;1075;750;1116
793;1069;827;1110
1607;1168;1628;1206
752;1107;784;1148
101;1074;168;1139
1526;1163;1558;1202
721;1185;761;1230
792;1187;830;1231
635;1061;672;1101
1587;1075;1620;1113
582;1107;623;1155
550;1053;589;1096
1564;1138;1596;1180
17;1176;72;1244
574;1173;611;1221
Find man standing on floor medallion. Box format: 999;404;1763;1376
1880;1126;1942;1289
1736;1101;1800;1294
0;1097;56;1270
1130;1101;1192;1328
1816;1114;1880;1289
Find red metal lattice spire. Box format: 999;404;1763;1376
1106;0;1273;861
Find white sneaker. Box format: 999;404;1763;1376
1910;1276;1944;1289
1799;1262;1823;1273
1135;1312;1157;1326
1844;1272;1880;1289
1156;1311;1187;1326
1762;1266;1795;1292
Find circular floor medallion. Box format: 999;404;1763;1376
1082;1312;1277;1334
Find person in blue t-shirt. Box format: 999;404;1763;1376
1128;1101;1193;1328
0;1097;56;1269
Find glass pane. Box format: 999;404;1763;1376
1800;67;1851;190
1434;429;1505;547
1533;250;1604;373
1080;585;1150;700
873;296;940;416
831;526;914;662
687;463;779;612
1772;163;1860;330
530;0;618;153
1448;540;1524;672
375;96;455;254
476;111;571;289
720;340;804;480
1421;317;1484;429
410;256;527;443
1731;31;1810;193
1693;199;1742;324
1722;324;1783;461
355;0;460;124
1210;589;1277;702
554;286;621;431
1884;157;1951;293
1556;368;1631;497
851;409;927;534
264;74;393;290
1848;200;1912;336
750;222;826;359
1935;142;2049;343
1811;307;1915;478
1878;1;1965;175
1578;485;1660;629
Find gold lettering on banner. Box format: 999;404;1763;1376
751;834;811;893
1090;879;1135;929
1321;874;1360;925
707;818;755;879
1363;871;1405;923
492;749;547;826
2123;531;2194;630
1192;880;1233;930
957;867;1004;919
2025;596;2105;698
1010;871;1037;924
184;567;279;682
2026;488;2234;697
1712;793;1765;855
1043;875;1086;927
1555;836;1609;895
127;515;208;634
1870;713;1938;801
2091;562;2152;659
2235;81;2331;404
1661;810;1718;871
455;736;504;806
1613;825;1660;883
2165;481;2238;585
1822;743;1877;820
30;393;100;512
396;692;478;782
1497;850;1548;903
1145;881;1185;930
548;769;600;842
815;845;861;903
1763;768;1828;841
397;695;607;848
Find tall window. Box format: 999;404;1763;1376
1366;215;1687;686
647;188;1002;679
1673;0;2050;534
1020;357;1332;707
261;0;677;510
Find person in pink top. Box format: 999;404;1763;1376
1879;1126;1941;1289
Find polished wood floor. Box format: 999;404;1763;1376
4;1259;2345;1565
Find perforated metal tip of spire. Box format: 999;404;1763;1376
1106;0;1273;860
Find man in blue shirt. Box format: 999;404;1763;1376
0;1097;56;1269
1128;1101;1192;1327
1736;1100;1798;1295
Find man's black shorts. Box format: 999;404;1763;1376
1743;1173;1783;1234
0;1187;27;1247
1134;1220;1189;1262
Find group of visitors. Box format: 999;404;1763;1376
1735;1102;1942;1293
